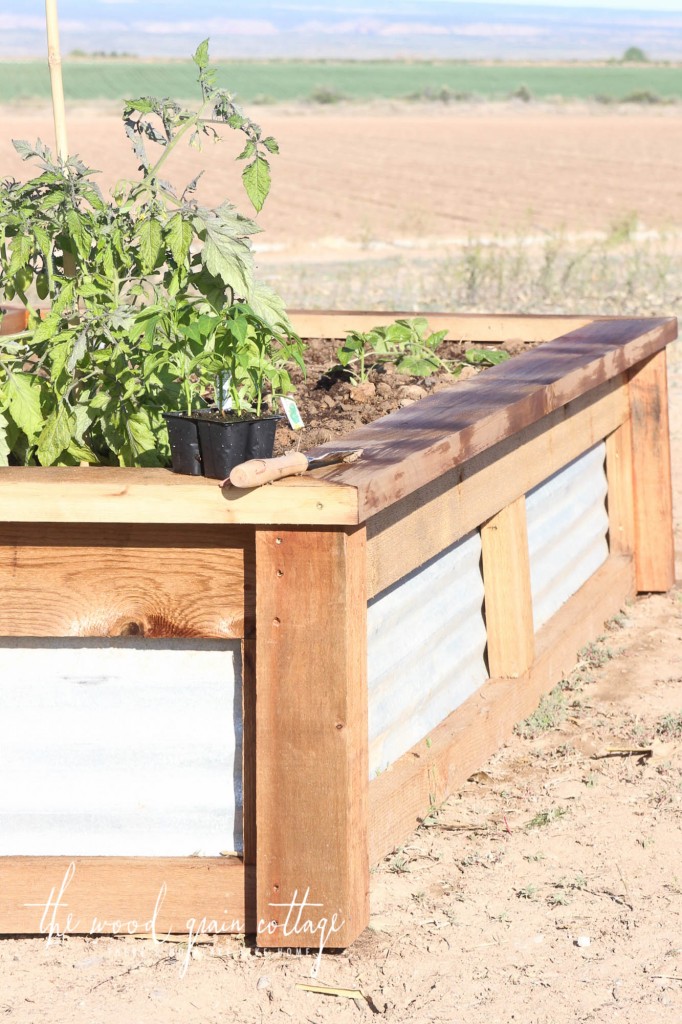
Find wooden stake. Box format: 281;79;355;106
45;0;76;278
45;0;69;162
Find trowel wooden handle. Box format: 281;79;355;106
229;451;310;488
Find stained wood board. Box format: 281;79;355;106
0;523;252;639
366;375;627;598
367;553;635;865
315;317;676;520
0;856;253;935
255;527;369;948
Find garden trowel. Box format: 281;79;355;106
225;448;363;489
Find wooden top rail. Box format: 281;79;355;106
0;314;676;526
312;316;677;520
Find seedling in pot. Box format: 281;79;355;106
162;302;305;477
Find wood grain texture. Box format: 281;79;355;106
367;376;628;597
255;527;369;948
0;856;254;935
605;418;636;557
289;310;595;343
0;306;29;335
313;316;676;520
481;497;535;678
0;523;252;639
368;553;635;865
628;351;675;592
0;468;359;527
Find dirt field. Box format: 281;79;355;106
2;103;682;263
2;104;682;1022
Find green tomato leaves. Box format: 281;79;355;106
242;155;272;213
137;217;164;274
0;40;290;468
464;348;510;366
196;203;259;297
166;213;193;267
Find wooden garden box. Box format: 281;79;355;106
0;311;676;947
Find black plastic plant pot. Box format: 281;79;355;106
196;414;280;480
162;412;203;476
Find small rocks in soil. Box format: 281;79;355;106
271;336;494;456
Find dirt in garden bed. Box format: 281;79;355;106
270;335;527;456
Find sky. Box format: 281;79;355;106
2;1;682;59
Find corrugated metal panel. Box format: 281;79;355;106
526;442;609;631
0;639;242;857
367;531;488;777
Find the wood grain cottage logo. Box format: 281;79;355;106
23;863;345;976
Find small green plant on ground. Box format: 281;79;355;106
547;892;570;907
514;685;568;739
516;883;539;900
335;317;508;384
525;807;569;829
656;713;682;738
547;872;588;906
387;849;410;874
0;40;303;467
578;639;616;670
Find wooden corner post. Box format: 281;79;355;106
627;351;675;592
255;526;369;949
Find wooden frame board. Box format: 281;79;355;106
0;523;253;639
0;856;252;936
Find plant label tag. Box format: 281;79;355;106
280;396;304;430
216;373;233;412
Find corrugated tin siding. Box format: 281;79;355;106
526;442;609;631
367;531;488;777
0;639;243;856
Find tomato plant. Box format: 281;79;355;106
0;40;303;467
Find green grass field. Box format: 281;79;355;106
1;60;682;105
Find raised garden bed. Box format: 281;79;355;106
0;310;676;950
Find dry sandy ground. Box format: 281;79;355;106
2;106;682;1021
2;103;682;262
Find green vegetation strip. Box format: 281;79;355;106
2;60;682;104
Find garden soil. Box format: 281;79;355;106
2;103;682;1022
